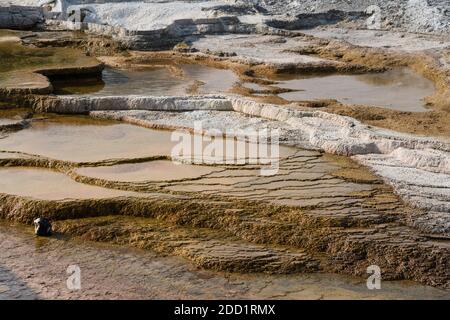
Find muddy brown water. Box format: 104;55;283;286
0;115;295;163
76;160;222;182
276;68;435;112
0;167;146;200
52;65;434;112
0;117;175;162
0;32;99;75
52;65;239;96
0;220;448;300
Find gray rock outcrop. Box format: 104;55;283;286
0;5;43;29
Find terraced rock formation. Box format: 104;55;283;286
0;29;103;96
0;112;448;288
2;220;448;299
0;1;448;295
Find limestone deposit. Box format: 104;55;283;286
0;0;449;298
0;117;448;287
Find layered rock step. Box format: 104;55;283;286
55;215;320;274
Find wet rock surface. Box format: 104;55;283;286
86;103;450;237
56;216;320;274
0;108;32;133
0;115;448;288
1;221;448;300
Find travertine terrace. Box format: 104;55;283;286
0;0;449;298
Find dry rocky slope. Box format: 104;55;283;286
0;1;449;290
1;1;449;48
3;0;448;34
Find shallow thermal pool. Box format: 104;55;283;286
276;68;435;112
0;167;143;200
76;160;222;182
52;64;239;96
0;117;175;162
51;62;434;112
0;115;295;163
